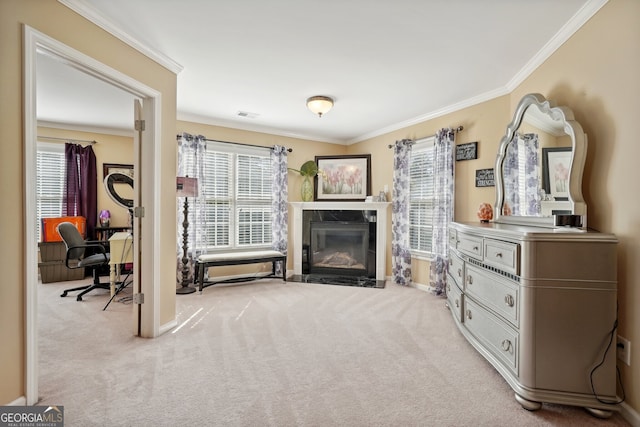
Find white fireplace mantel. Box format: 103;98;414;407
289;201;391;280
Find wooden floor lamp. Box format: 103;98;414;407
176;176;199;294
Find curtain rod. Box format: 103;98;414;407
177;133;292;153
38;135;97;144
387;125;463;148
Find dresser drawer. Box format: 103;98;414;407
465;264;519;327
457;233;483;259
448;250;464;289
446;274;464;323
448;228;458;249
464;298;518;374
484;238;520;275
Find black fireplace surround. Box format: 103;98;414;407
293;210;383;288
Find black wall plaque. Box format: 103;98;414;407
475;168;495;187
456;142;478;161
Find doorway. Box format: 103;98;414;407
24;25;163;405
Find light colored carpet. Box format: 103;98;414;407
37;278;629;426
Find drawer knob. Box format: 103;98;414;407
473;245;479;251
502;339;513;353
449;259;453;266
455;299;459;308
457;268;462;277
467;275;473;285
504;294;515;307
466;309;472;320
496;252;503;258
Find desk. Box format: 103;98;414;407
108;232;133;296
95;226;132;241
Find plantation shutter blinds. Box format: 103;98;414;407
36;143;65;241
409;138;435;253
236;154;272;246
196;141;273;250
202;150;232;247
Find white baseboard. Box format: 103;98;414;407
5;396;26;406
410;281;431;293
159;319;178;336
621;401;640;427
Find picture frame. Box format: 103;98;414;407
455;141;478;161
542;147;571;200
314;154;371;201
103;163;133;182
475;168;495;187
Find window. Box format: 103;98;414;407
187;142;273;251
409;137;435;256
36;142;65;241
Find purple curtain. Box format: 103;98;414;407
63;143;98;239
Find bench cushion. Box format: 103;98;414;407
198;250;284;263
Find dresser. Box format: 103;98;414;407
447;221;619;417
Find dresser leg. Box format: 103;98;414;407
585;407;613;419
514;393;542;411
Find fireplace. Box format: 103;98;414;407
309;221;369;276
290;201;390;286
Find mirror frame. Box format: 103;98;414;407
494;93;588;228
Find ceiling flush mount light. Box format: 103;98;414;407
306;96;334;118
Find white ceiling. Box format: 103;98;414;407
38;0;605;144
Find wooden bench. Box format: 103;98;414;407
194;250;286;292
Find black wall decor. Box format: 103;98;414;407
456;142;478;161
475;168;495;187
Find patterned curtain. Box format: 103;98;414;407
63;143;97;239
428;128;455;296
176;133;207;285
391;139;413;285
521;133;541;215
503;140;520;215
271;145;288;275
503;133;541;216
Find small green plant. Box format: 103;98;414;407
288;160;318;177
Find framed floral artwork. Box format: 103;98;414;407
314;154;371;201
542;147;571;200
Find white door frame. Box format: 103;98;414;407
23;25;163;405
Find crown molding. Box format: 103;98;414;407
352;0;608;145
177;112;345;145
506;0;608;91
348;86;510;145
58;0;183;74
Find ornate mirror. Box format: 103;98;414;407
494;93;587;228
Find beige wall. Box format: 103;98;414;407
350;96;509;285
1;0;177;404
352;0;640;414
178;120;347;202
37;127;135;228
177;120;347;277
2;0;637;418
511;0;640;411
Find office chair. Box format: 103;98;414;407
57;222;111;301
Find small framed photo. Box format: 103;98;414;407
456;142;478;161
475;168;495;187
103;163;133;182
314;154;371;201
542;147;571;200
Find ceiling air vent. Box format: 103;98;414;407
237;111;259;119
